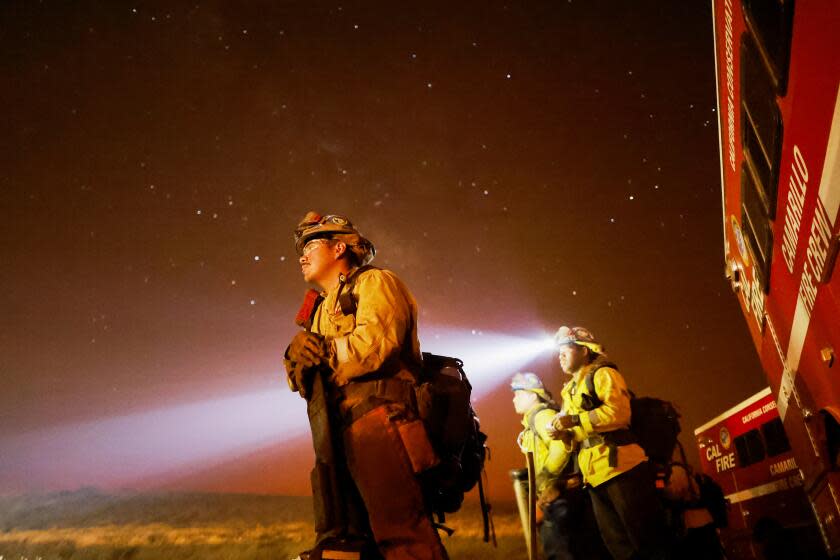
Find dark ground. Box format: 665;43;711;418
0;489;525;559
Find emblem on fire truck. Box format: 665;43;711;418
720;426;731;450
729;215;751;267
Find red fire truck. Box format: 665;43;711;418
712;0;840;554
695;388;824;558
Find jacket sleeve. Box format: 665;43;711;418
554;389;587;448
534;409;572;476
578;367;632;434
327;270;413;384
534;409;571;492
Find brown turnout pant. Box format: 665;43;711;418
343;404;448;560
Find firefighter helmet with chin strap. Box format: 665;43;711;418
294;211;376;265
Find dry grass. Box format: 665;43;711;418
0;489;526;559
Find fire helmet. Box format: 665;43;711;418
294;211;375;265
510;372;553;401
554;326;603;355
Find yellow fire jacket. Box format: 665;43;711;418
285;266;421;391
517;403;572;494
559;358;647;487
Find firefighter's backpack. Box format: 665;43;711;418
584;366;681;466
415;353;489;517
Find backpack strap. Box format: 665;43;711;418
337;265;376;316
580;362;616;410
580;362;634;468
583;369;601;409
526;404;553;444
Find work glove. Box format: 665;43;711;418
286;332;327;397
548;429;574;444
287;331;327;368
546;416;575;443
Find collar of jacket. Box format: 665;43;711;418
571;354;615;384
318;265;362;298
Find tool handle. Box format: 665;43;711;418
526;451;538;560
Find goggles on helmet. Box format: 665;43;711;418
294;214;355;251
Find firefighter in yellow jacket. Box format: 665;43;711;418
511;372;610;560
284;212;447;560
548;326;670;560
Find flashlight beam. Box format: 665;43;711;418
0;385;308;492
420;327;555;400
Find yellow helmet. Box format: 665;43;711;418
294;212;376;265
510;372;553;401
554;326;603;355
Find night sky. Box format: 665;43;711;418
2;1;765;500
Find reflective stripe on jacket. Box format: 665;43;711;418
560;359;647;487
